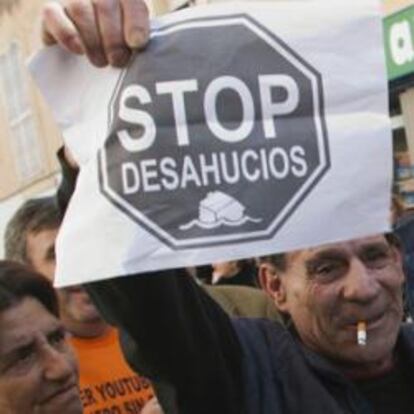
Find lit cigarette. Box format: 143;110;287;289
357;321;367;346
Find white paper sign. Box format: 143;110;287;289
30;1;392;287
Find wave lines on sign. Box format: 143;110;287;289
179;215;262;231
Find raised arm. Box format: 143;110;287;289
56;150;244;414
46;3;245;411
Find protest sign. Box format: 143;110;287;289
30;1;392;286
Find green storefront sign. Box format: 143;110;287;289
384;5;414;81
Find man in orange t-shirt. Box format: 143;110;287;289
5;197;154;413
71;328;153;413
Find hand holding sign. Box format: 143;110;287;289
41;0;149;67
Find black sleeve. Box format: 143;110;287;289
56;147;79;215
56;148;245;414
85;272;244;414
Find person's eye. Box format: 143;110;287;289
17;348;33;363
362;247;392;268
48;328;67;348
309;260;346;281
316;262;340;275
7;348;36;374
316;263;335;274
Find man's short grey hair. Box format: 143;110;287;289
4;197;61;265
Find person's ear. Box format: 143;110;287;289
258;263;289;313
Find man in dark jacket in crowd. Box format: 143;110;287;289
41;1;414;413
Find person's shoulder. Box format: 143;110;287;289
231;318;291;363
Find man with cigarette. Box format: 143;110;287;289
256;237;407;381
100;233;409;414
41;0;414;413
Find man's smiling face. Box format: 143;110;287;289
271;235;405;377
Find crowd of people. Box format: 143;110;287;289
1;0;414;413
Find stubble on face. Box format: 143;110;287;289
280;236;404;378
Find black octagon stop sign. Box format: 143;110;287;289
99;14;330;249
